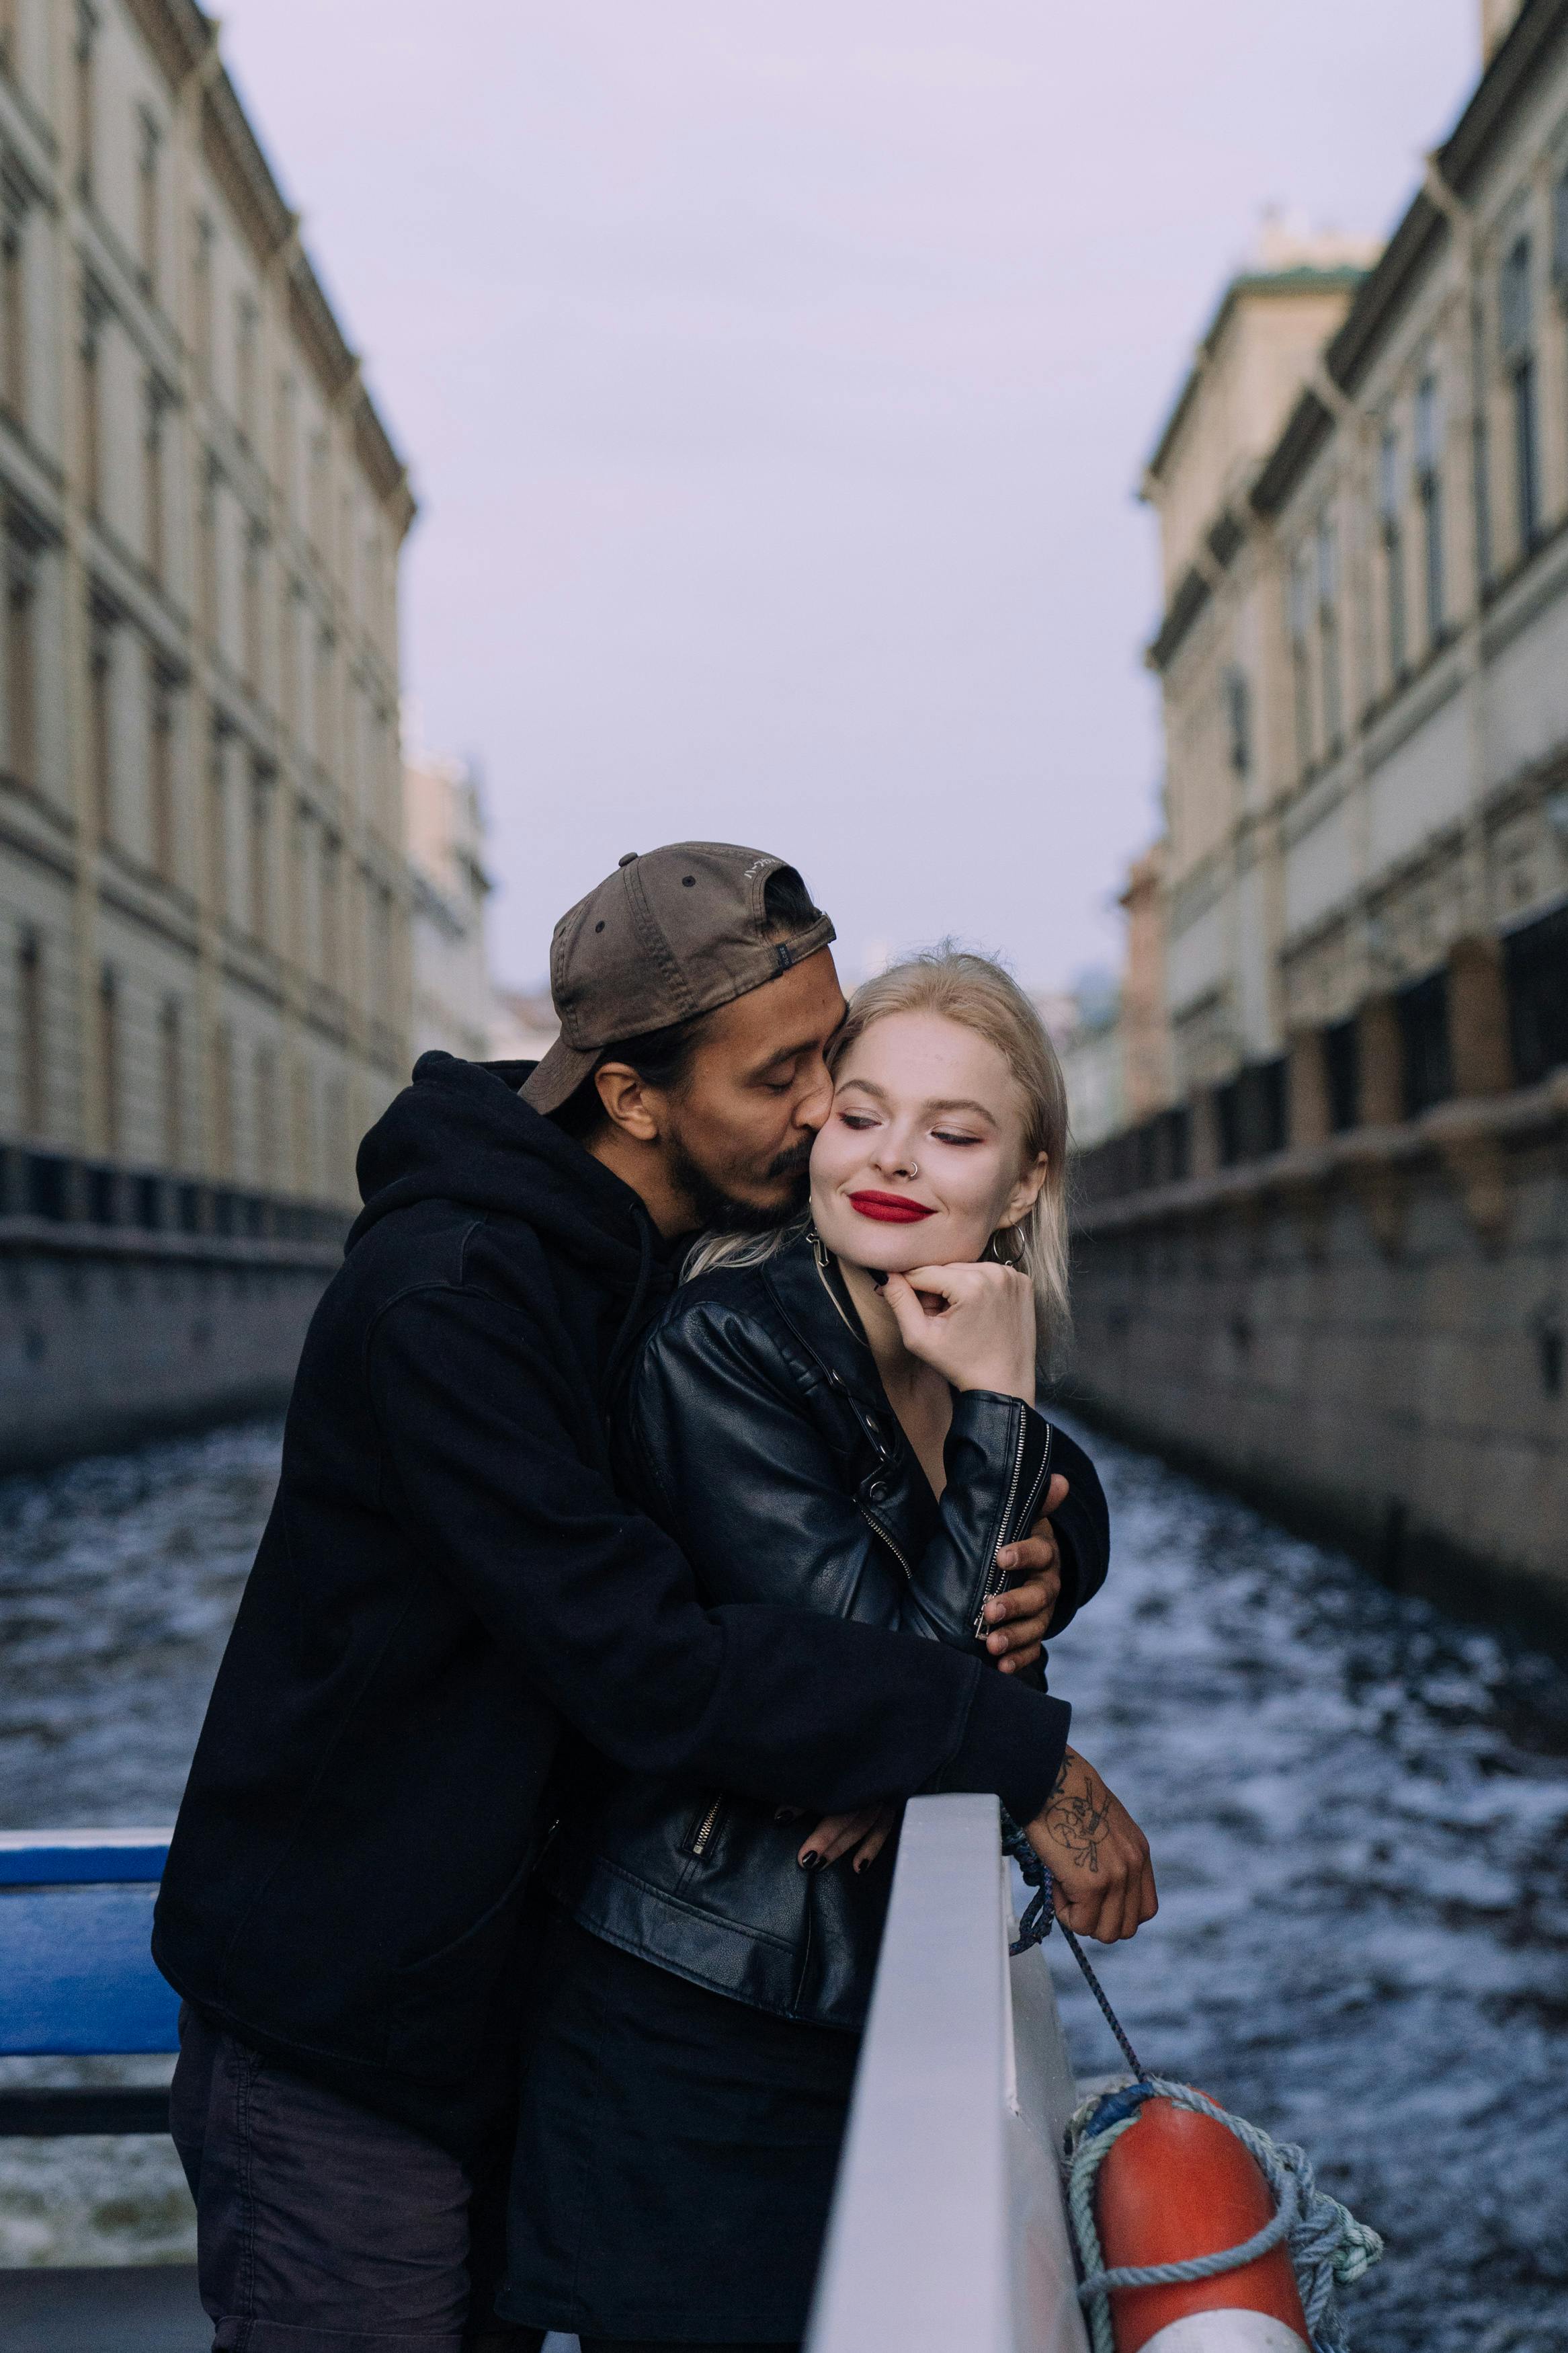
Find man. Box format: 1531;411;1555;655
156;842;1153;2353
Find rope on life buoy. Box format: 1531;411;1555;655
1064;2076;1384;2353
999;1814;1385;2353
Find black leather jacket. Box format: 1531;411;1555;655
554;1231;1107;2032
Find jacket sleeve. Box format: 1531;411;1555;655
365;1281;1069;1823
1038;1423;1111;1635
627;1298;1055;1651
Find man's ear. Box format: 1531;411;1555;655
593;1061;662;1144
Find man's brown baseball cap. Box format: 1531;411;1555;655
521;842;837;1116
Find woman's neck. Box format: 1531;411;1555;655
837;1257;953;1503
837;1258;918;1391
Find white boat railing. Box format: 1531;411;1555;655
806;1792;1090;2353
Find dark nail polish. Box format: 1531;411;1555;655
774;1806;794;1823
798;1851;820;1872
870;1270;888;1291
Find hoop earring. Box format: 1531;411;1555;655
987;1227;1024;1267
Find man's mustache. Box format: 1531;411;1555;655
766;1142;814;1185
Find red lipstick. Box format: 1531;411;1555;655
848;1191;935;1224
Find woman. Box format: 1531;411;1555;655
498;949;1155;2353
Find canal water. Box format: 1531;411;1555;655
1;1412;1566;2346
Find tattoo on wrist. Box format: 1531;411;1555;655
1045;1748;1110;1874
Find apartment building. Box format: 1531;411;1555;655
0;0;415;1213
1131;0;1568;1176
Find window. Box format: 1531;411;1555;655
1316;514;1342;751
79;321;100;514
1554;165;1568;288
315;628;335;773
1505;902;1568;1086
1289;548;1313;772
138;112;160;297
280;580;300;731
254;1043;278;1186
210;1021;234;1177
160;997;183;1166
308;429;329;553
249;770;271;943
98;965;120;1155
235;296;258;443
1397;969;1452;1117
144;381;165;581
243;526;263;692
208;726;228;914
321;834;342;984
1;201;25;422
276;372;297;514
1414;374;1444;643
16;927;43;1134
6;557;35;785
1500;235;1540;551
74;3;95;200
1323;1016;1359;1132
192;214;214;381
149;667;175;881
89;627;112;840
199;461;218;639
1223;666;1251;777
1378;426;1407;680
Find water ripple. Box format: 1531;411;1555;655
3;1415;1567;2342
1043;1417;1568;2353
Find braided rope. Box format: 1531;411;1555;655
1065;2078;1383;2353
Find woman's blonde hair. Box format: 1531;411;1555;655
686;945;1072;1363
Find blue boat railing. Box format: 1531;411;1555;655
1;1801;1090;2351
0;1829;177;2137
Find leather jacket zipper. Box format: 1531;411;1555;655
973;1407;1030;1638
858;1499;913;1580
688;1795;725;1858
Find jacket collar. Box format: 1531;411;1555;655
761;1231;879;1395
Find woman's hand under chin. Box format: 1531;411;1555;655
879;1259;1036;1403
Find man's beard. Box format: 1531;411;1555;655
667;1133;813;1236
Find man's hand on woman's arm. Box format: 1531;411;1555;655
794;1472;1075;1862
984;1471;1070;1671
1023;1746;1157;1944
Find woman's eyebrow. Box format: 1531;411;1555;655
835;1077;995;1123
924;1097;996;1122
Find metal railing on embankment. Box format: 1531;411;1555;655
0;1140;349;1248
807;1794;1089;2353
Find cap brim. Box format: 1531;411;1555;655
520;1033;602;1115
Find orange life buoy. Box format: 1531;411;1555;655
1094;2091;1311;2353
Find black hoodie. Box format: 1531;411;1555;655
153;1053;1079;2147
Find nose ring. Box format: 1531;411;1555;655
899;1159;919;1179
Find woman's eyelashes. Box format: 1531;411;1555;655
835;1109;983;1149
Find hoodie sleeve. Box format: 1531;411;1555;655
366;1279;1069;1824
1037;1423;1110;1635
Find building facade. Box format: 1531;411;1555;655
0;0;416;1468
1069;0;1568;1623
406;744;493;1064
0;0;415;1213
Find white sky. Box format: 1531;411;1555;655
217;1;1480;992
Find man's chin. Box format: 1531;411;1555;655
673;1148;810;1236
704;1174;811;1235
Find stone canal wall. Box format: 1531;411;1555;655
1064;1070;1568;1632
0;1148;343;1473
